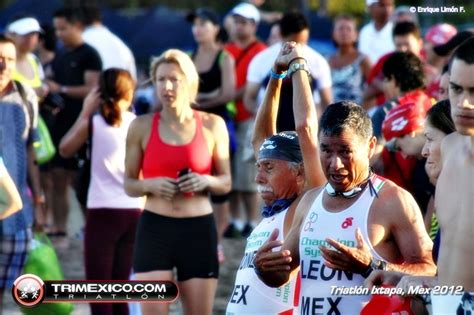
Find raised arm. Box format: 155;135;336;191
289;45;326;188
251;42;293;156
251;75;282;155
59;88;101;158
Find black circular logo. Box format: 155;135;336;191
12;274;45;308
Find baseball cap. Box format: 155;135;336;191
433;30;474;56
366;0;379;7
186;8;220;25
7;17;42;35
382;102;427;151
258;131;302;163
231;3;260;23
425;23;457;46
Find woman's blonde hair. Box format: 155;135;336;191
150;49;199;104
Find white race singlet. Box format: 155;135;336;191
299;177;385;315
226;208;300;315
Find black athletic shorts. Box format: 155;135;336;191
133;211;218;281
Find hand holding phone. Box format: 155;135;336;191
177;168;193;197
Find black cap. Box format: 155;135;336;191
186;8;220;25
433;30;474;56
258;131;302;163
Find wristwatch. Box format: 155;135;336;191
287;61;310;78
361;257;387;278
370;257;388;270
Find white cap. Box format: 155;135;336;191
7;17;42;35
366;0;379;6
231;3;260;23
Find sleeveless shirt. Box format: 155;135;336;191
142;110;212;179
299;176;386;315
226;208;300;315
12;54;43;89
195;50;228;118
331;54;365;104
87;112;144;209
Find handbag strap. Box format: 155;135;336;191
13;80;34;126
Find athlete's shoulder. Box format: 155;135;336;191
198;110;226;131
128;113;154;136
373;175;418;213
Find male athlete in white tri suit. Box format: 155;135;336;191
226;42;326;315
254;101;436;314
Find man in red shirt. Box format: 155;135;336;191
224;3;267;237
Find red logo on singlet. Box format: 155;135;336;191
341;217;353;229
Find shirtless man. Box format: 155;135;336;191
366;38;474;315
436;35;474;289
254;102;436;314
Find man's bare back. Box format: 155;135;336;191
436;133;474;291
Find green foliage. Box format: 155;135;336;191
307;0;365;17
327;0;366;17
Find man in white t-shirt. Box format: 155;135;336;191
358;0;395;64
80;5;137;81
244;11;332;132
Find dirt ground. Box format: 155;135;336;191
3;191;246;315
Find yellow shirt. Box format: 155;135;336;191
12;54;43;89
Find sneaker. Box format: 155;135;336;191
223;223;240;238
241;223;254;238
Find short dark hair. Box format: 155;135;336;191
79;5;102;26
426;100;455;135
319;101;373;141
450;37;474;67
53;7;82;24
39;23;56;52
393;21;420;39
382;51;425;92
279;11;308;38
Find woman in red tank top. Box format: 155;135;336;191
124;49;231;315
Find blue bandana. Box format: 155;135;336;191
261;196;297;218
